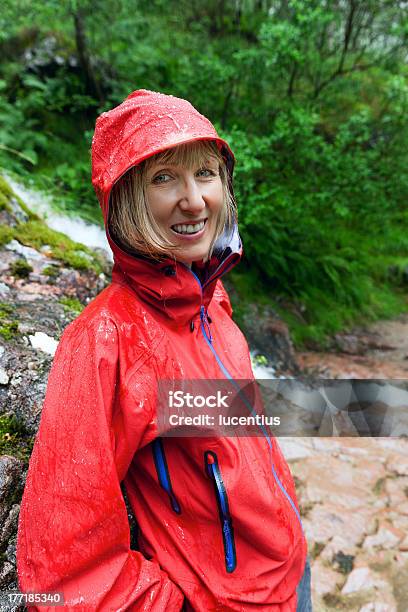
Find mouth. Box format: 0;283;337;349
170;219;207;235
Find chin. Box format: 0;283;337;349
177;246;210;266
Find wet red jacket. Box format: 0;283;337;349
17;90;307;610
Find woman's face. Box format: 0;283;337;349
145;155;224;266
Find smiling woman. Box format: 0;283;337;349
109;140;235;265
17;89;311;611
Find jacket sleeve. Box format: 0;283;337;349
16;314;184;611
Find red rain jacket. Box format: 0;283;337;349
17;90;307;610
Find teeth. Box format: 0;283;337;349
172;221;205;234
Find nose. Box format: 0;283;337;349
177;176;206;215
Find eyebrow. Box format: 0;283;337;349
149;160;218;173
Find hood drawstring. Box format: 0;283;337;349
200;306;213;343
190;309;212;335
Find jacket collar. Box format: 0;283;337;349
111;224;242;326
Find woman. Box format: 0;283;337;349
17;90;311;610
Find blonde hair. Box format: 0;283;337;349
108;140;236;261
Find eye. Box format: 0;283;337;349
196;168;217;178
152;173;172;184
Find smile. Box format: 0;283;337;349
171;219;207;235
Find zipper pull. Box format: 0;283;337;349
200;305;213;343
222;519;236;572
152;439;181;514
204;451;237;573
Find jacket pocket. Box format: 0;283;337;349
204;450;237;573
152;438;181;514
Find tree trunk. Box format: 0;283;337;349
73;8;104;104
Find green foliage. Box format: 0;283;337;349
14;220;102;272
42;264;60;277
0;413;33;461
10;258;33;278
0;225;14;246
59;296;84;314
251;354;268;367
0;0;406;344
0;301;19;341
0;321;18;341
0;174;14;210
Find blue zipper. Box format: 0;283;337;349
152;438;181;514
205;451;237;573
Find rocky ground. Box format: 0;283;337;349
298;314;408;379
0;176;407;610
290;316;408;610
280;436;408;611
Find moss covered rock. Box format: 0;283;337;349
0;174;107;274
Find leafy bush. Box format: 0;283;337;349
0;0;406;345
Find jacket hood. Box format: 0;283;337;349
91;89;242;324
92;89;235;221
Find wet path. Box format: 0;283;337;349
297;313;408;378
281;313;408;609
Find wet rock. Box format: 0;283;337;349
384;476;408;506
276;438;317;461
386;453;408;477
5;240;44;262
363;524;403;550
0;505;20;550
359;603;397;612
399;535;408;551
0;208;19;228
303;503;374;548
0;457;25;590
334;332;395;355
341;566;388;594
320;535;357;563
311;559;345;596
0;252;21;274
0;561;15;589
5;536;17;568
0;368;9;386
28;331;58;356
0;457;24;509
395;501;408;515
295;455;380;509
57;267;108;302
224;294;300;373
6;198;29;224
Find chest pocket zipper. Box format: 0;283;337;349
152;438;181;514
204;450;237;573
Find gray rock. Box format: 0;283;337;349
0;561;14;589
5;535;17;566
0;368;9;386
7;198;29;224
226;296;299;374
0;457;24;507
5;241;44;262
0;505;20;550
